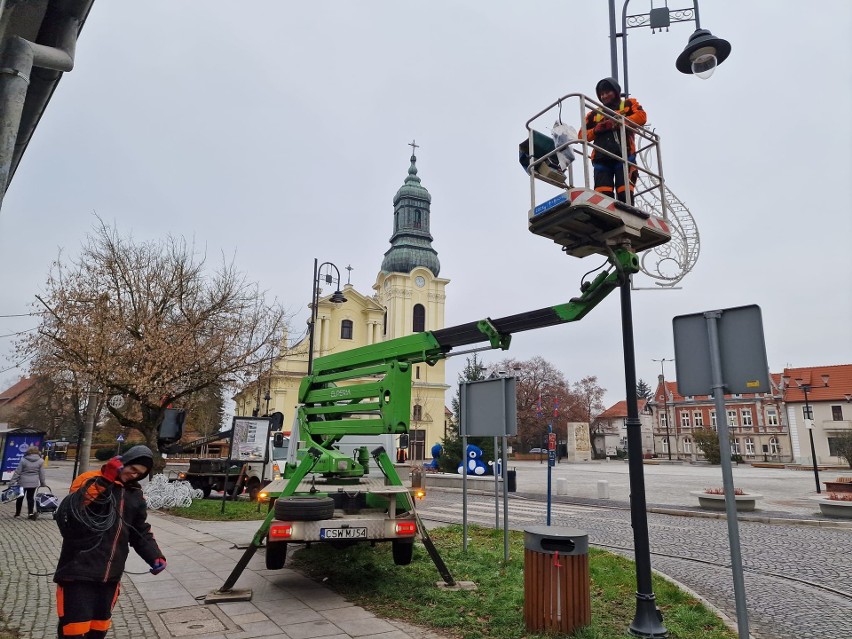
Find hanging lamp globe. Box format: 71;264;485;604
676;28;731;79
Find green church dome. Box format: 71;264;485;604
381;151;440;277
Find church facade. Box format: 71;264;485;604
234;149;450;461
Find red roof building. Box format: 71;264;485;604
593;399;654;458
649;373;789;462
779;365;852;467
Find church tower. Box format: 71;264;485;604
375;145;449;460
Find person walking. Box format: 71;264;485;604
582;77;647;204
10;445;46;519
54;445;167;638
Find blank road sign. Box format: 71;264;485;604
673;304;770;396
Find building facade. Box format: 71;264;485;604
649;374;793;463
234;150;450;461
780;365;852;466
592;399;654;458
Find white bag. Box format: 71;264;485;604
1;486;23;503
552;122;577;170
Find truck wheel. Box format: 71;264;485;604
392;540;414;566
201;486;212;499
265;539;287;570
274;496;335;521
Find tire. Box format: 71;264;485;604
201;486;212;499
265;540;287;570
274;496;335;521
392;540;414;566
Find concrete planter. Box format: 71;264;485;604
815;498;852;519
690;491;762;512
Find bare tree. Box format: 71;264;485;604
496;356;581;453
19;220;287;472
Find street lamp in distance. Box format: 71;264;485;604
782;373;829;493
307;259;347;375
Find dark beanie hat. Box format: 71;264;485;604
595;77;621;98
121;445;154;478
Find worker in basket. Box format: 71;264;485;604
582;77;647;205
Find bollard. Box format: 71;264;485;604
556;477;568;495
523;527;590;635
597;480;609;499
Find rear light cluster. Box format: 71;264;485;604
269;523;292;539
394;521;417;536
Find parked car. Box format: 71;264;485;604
528;447;545;454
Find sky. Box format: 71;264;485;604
1;1;850;414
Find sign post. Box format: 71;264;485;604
673;304;769;639
115;433;125;457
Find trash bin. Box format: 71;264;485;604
507;468;517;493
523;526;590;635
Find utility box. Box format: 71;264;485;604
523;527;590;635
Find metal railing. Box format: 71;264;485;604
524;93;700;288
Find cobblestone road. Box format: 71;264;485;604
0;507;158;638
417;493;852;639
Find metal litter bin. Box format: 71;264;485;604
523;526;590;635
507;468;517;492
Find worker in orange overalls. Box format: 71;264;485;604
582;77;647;205
54;446;166;638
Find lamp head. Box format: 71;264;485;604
329;290;347;304
676;28;731;79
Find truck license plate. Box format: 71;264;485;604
321;527;367;540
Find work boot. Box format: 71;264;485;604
27;513;36;520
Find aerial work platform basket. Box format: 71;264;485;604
522;93;672;260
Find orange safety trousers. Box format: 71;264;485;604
56;581;120;638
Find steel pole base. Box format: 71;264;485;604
629;594;667;638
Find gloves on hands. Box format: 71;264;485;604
595;119;616;134
101;457;123;483
150;558;167;575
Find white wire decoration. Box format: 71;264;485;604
143;473;203;510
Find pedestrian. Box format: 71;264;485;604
10;445;46;519
54;445;167;638
582;77;647;204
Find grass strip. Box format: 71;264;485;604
160;499;269;521
291;525;735;639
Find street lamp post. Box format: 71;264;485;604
608;0;731;97
783;374;830;493
307;259;347;375
652;358;674;460
606;3;730;637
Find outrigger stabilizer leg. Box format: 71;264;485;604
205;447;324;603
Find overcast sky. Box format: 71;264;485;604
1;1;850;413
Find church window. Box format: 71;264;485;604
413;304;425;333
413;404;423;421
413;209;423;229
383;309;387;335
340;319;353;340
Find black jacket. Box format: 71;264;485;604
54;469;162;583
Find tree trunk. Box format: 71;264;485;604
77;391;100;475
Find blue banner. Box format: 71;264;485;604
2;433;44;481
